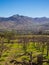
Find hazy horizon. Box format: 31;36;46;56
0;14;49;18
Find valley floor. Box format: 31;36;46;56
0;35;49;65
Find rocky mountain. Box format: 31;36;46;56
0;14;49;34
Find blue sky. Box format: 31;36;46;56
0;0;49;17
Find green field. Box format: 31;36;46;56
0;35;49;65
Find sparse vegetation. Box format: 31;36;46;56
0;31;49;65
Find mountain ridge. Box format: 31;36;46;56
0;14;49;34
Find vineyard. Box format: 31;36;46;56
0;34;49;65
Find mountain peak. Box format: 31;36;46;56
10;14;20;18
0;14;49;34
